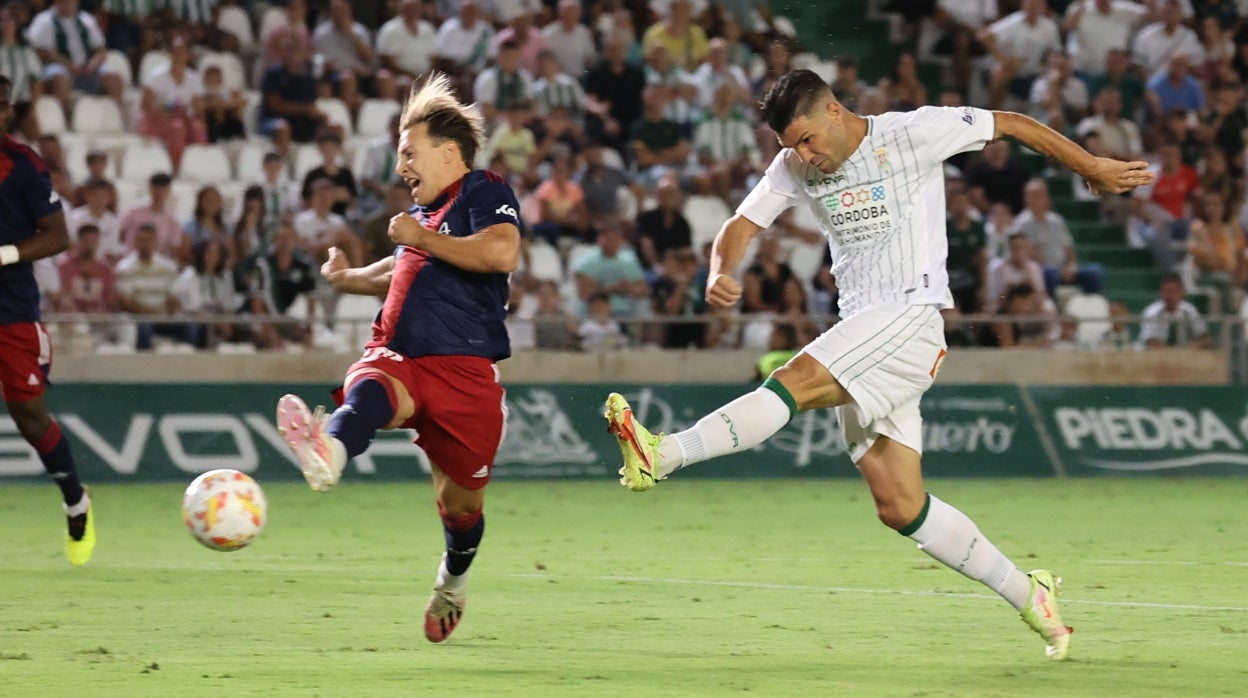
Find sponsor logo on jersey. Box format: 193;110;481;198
806;173;847;187
49;190;60;204
961;107;975;125
494;204;518;220
471;465;490;478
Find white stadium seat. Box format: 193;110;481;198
179;144;233;184
291;143;323;182
235;140;280;183
101;50;134;88
120;141;174;183
71;96;126;136
138;50;170;85
170;180;200;222
316;97;354;138
216;6;255;52
197;51;247;92
35;95;66;135
525;241;564;282
356;99;400;138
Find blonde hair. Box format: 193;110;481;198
399;72;485;167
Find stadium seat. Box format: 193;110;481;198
291;143;323;182
34;95;66;135
101;50;134;88
198;51;247;92
316;97;354;138
169;180;199;221
525;241;564;282
1063;292;1112;350
258;7;286;43
71;96;126;136
599;147;625;170
357;99;400;138
337;294;382;321
113;179;147;214
179;144;233;184
785;240;825;289
566;242;597;273
683;195;731;252
242;90;262;136
616;187;638;220
120;142;174;184
138;50;171;84
235;141;279;183
216;6;255;52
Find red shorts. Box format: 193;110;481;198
0;322;51;402
342;349;506;489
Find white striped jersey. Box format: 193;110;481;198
531;73;586;115
0;43;41;102
163;0;217;25
737;106;995;318
693;113;759;165
644;65;698;126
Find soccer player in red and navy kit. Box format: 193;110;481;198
0;74;96;565
276;73;521;643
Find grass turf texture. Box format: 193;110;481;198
1;478;1245;697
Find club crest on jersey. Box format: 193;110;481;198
437;221;451;235
494;204;518;220
874;147;891;173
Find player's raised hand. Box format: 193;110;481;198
1083;158;1155;195
321;246;349;284
705;273;743;309
389;213;431;249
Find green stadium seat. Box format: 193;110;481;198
1052;197;1099;220
1104;268;1165;294
1074;244;1152;268
1069;221;1126;245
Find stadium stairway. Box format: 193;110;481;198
773;0;900;82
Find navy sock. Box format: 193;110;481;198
326;379;396;458
35;420;84;507
443;510;484;576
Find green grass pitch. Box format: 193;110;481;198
1;478;1245;697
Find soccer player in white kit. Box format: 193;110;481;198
604;69;1156;660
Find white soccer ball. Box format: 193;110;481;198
181;469;268;552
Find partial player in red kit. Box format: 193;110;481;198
276;73;522;643
0;73;95;565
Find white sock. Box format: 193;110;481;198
327;436;348;473
659;386;793;478
434;552;468;591
907;495;1032;611
64;492;90;516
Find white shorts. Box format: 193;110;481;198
802;304;947;463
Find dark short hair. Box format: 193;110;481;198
759;69;832;136
77;223;100;236
150;172;172;186
1159;272;1184;288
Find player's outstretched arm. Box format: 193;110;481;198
706;214;765;309
0;210;69;266
321;246;395;297
991;111;1156;195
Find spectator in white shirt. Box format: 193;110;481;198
376;0;438;88
689;37;751;112
434;0;495;76
1137;273;1214;349
1061;0;1150;77
25;0;123;114
1131;0;1203;76
67;179;125;262
540;0;596;78
985;231;1047;312
292;177;361;266
979;0;1061;109
138;35;207;171
1075;86;1144;161
1028;50;1090;132
116;223;198;350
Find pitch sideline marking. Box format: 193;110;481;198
1088;559;1248;567
506;573;1248;613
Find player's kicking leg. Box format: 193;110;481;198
5;395;94;566
276;374;401;491
857;434;1072;660
605;377;798;491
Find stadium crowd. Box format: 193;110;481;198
9;0;1247;354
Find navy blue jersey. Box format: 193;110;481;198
367;170;523;361
0;137;62;324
